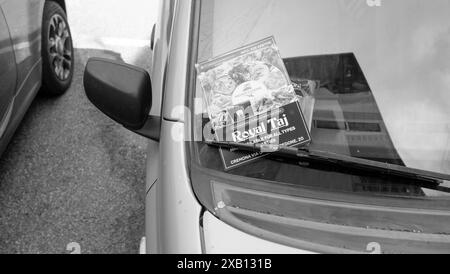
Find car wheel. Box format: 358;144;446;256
41;1;74;96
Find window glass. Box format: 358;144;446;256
193;0;450;197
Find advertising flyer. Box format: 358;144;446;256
197;37;312;170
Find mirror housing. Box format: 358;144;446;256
83;57;152;130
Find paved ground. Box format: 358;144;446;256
0;0;157;254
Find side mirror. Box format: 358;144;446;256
84;57;152;130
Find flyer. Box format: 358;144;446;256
197;36;312;170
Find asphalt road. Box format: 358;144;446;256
0;0;156;254
0;48;150;254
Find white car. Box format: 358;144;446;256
84;0;450;254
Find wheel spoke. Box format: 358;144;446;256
57;59;64;79
54;62;61;77
54;18;60;35
50;17;57;33
49;37;56;49
61;30;69;43
49;52;59;63
57;23;62;36
62;56;71;68
61;20;67;33
63;68;70;80
63;56;72;66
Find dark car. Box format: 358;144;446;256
0;0;73;156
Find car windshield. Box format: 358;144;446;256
191;0;450;197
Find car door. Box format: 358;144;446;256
0;0;43;97
0;4;17;138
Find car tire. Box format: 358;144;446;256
41;1;74;96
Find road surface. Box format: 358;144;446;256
0;0;158;254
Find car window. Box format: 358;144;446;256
192;0;450;197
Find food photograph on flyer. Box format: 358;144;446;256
197;37;313;170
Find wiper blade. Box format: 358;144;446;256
207;141;450;188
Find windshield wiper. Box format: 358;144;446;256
206;141;450;191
